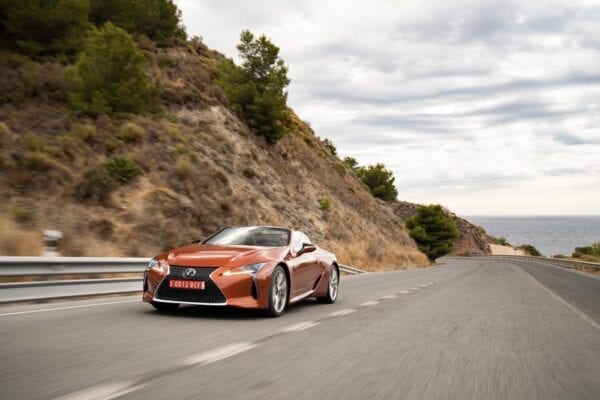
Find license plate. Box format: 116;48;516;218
169;280;205;290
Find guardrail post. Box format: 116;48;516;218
43;230;63;257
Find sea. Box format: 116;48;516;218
464;216;600;257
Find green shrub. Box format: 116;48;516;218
342;156;358;171
356;163;398;201
117;122;144;142
216;30;290;143
322;138;337;157
89;0;185;43
66;23;158;115
242;167;257;179
175;157;192;179
406;204;459;261
519;244;541;256
9;200;36;227
22;152;57;171
75;165;117;204
319;198;331;211
16;133;47;152
1;0;91;57
104;138;124;152
574;242;600;256
497;236;508;245
58;123;97;150
103;156;140;183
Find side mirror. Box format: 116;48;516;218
298;243;317;256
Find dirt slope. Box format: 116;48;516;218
0;41;428;270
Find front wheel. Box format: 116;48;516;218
317;265;339;304
266;266;288;317
151;301;179;312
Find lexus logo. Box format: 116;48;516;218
183;268;196;278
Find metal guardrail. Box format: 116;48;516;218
457;254;600;273
0;257;367;303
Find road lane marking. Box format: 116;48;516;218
361;300;379;306
520;269;600;331
329;308;356;317
181;342;258;366
381;294;397;299
280;321;320;332
0;300;139;317
397;290;410;294
418;285;428;288
53;381;145;400
410;287;419;290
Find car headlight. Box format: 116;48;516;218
223;262;267;276
146;258;160;271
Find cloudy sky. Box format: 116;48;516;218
177;0;600;215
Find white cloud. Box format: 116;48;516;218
177;0;600;215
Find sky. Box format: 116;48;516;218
177;0;600;216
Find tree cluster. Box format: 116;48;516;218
1;0;184;115
406;204;459;261
217;30;290;143
343;157;398;202
0;0;185;57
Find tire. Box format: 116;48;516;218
317;265;339;304
266;265;288;317
151;301;179;312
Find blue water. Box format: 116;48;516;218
465;216;600;257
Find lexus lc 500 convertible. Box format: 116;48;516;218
143;226;340;317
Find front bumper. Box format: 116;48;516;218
143;265;268;309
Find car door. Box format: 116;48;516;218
289;231;318;297
298;232;323;288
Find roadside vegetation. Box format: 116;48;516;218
342;157;398;201
572;242;600;262
0;0;429;268
405;205;459;261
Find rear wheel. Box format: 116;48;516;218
266;266;288;317
151;301;179;312
317;265;339;304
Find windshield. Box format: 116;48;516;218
203;227;291;247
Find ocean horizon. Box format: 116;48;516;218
464;215;600;257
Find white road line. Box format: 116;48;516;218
418;285;428;288
181;342;258;367
53;381;145;400
329;308;356;317
397;290;411;294
280;321;320;333
520;269;600;331
361;300;379;306
410;287;419;290
427;282;435;285
0;300;139;317
381;294;397;299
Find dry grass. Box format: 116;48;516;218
0;218;43;256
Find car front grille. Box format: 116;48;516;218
155;266;226;304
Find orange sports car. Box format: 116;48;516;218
143;226;339;316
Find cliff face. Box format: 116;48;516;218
0;41;428;270
391;201;491;256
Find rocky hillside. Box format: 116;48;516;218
391;201;492;256
0;40;430;270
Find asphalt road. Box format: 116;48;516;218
0;258;598;400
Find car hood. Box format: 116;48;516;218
163;244;287;268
